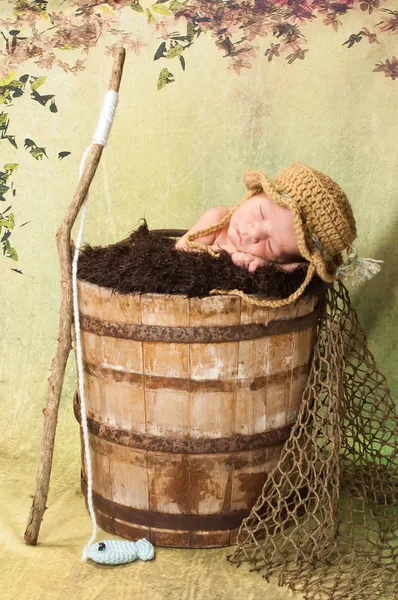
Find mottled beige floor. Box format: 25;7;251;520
1;450;302;600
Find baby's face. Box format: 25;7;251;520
228;192;301;263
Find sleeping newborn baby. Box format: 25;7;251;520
174;162;381;305
175;191;306;272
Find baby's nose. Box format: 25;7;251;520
249;222;261;240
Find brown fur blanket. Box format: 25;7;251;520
77;223;323;299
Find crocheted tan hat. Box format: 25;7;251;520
243;162;357;283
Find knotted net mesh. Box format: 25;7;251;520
228;281;398;600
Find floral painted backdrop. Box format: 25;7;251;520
1;0;397;273
0;9;397;599
0;0;397;462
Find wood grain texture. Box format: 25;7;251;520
76;282;318;547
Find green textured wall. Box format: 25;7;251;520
1;0;397;462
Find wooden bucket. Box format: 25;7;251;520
74;279;319;548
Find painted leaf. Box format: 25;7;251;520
157;68;171;90
0;71;16;87
152;4;172;16
24;138;48;160
169;0;187;11
157;71;167;91
30;76;47;91
187;22;196;41
0;213;15;229
6;136;17;149
0;79;23;105
31;147;48;160
9;80;24;91
131;1;144;12
154;42;167;61
12;87;24;99
145;8;157;22
1;229;11;243
3;239;18;261
98;4;113;15
4;163;19;174
0;112;8;127
30;90;55;106
166;45;184;59
0;88;12;105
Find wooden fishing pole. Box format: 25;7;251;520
24;48;126;546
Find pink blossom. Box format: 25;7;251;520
244;21;270;42
229;56;253;75
154;20;176;40
123;37;148;55
34;52;57;69
0;0;395;84
373;56;398;80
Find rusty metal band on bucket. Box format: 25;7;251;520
79;305;320;343
81;474;249;530
73;392;293;454
82;360;310;392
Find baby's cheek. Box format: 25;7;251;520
249;241;268;259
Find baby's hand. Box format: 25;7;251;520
231;252;267;273
175;238;189;251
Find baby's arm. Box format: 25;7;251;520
175;206;231;250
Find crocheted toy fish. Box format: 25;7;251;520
86;538;155;565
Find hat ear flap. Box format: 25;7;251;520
243;170;263;192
